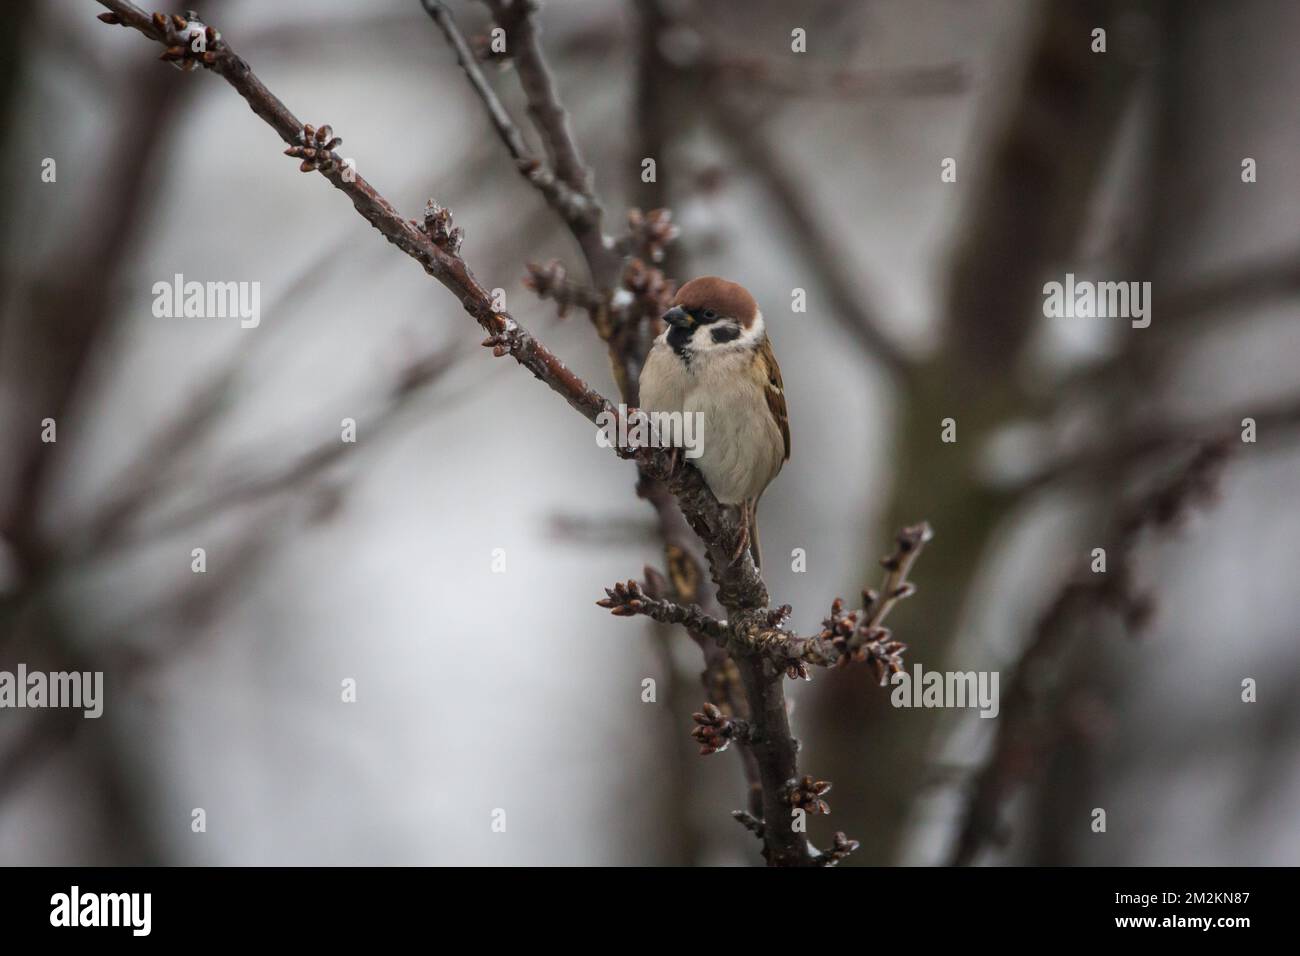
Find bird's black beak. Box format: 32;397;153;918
662;306;693;329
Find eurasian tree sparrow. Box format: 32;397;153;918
639;277;789;566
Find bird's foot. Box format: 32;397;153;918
729;523;751;566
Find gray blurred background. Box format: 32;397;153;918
1;0;1298;865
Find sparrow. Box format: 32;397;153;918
639;276;789;567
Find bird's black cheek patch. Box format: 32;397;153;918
667;325;694;360
711;325;742;345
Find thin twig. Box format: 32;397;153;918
480;0;594;199
420;0;597;230
596;577;729;643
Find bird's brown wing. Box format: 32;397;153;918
759;337;790;461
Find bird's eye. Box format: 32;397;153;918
702;309;717;320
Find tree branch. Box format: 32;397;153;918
475;0;621;296
95;0;614;429
427;0;658;400
596;577;728;643
420;0;598;233
479;0;594;199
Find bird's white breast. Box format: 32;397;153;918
639;335;785;505
639;338;692;414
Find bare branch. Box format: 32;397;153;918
479;0;594;200
426;0;660;401
596;577;728;643
420;0;598;230
473;0;622;295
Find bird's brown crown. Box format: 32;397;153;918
673;277;759;328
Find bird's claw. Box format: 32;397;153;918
729;524;751;566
